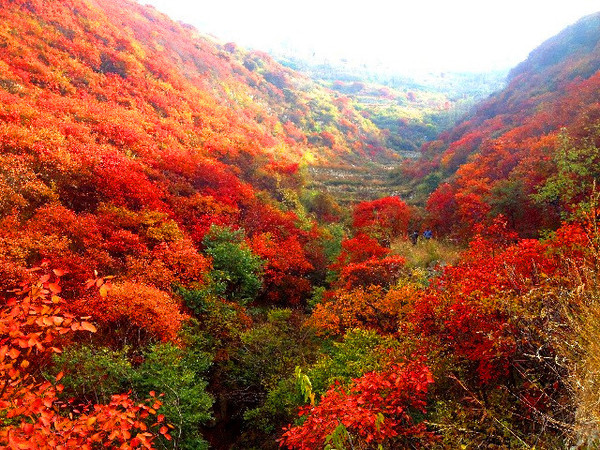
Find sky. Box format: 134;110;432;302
139;0;600;73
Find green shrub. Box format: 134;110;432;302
52;345;134;405
202;225;265;304
133;343;214;450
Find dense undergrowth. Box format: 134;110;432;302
7;196;600;449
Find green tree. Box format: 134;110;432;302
52;345;134;405
133;343;214;450
230;309;319;447
534;127;600;216
242;329;403;447
202;225;265;304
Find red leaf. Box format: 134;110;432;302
48;283;61;294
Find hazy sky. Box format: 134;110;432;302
139;1;600;72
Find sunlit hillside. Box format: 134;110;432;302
403;12;600;237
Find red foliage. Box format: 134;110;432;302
73;280;187;343
93;152;166;211
320;131;336;147
338;255;406;290
280;360;435;449
548;222;590;259
409;218;557;382
353;196;410;243
309;284;418;336
410;291;516;383
334;233;390;269
425;183;458;236
406;17;600;240
0;267;167;448
249;233;313;305
125;239;211;291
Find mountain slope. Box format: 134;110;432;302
403;12;600;237
0;0;391;171
0;0;373;314
0;0;369;445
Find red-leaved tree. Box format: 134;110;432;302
353;197;410;245
0;266;168;448
280;359;435;449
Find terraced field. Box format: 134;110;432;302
307;159;414;205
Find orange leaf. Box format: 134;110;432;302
52;316;64;326
80;321;97;333
42;316;54;326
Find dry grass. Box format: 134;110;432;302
527;206;600;447
554;260;600;448
391;237;463;270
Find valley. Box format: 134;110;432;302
1;1;600;449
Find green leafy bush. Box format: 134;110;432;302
202;225;265;304
133;343;214;450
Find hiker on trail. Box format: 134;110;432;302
423;229;432;240
410;230;419;245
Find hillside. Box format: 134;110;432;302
278;55;507;153
277;58;507;203
403;12;600;237
0;0;375;446
0;0;397;172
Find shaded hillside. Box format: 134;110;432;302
403;12;600;237
279;55;507;156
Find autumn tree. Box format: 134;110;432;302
0;267;168;448
353;196;410;245
280;359;435;449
